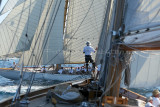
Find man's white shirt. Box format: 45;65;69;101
145;102;155;107
69;69;74;73
58;69;63;74
76;68;80;72
83;46;95;55
41;68;46;72
153;97;160;107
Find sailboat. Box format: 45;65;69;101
1;0;160;106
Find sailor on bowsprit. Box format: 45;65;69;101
83;41;96;71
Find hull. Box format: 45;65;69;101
0;69;90;81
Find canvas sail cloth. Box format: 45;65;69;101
125;0;160;32
121;51;160;88
20;0;65;66
120;0;160;88
63;0;108;63
123;0;160;49
0;0;47;57
95;0;117;87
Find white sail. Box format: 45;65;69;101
21;0;65;66
0;0;25;15
0;0;47;57
63;0;108;63
121;51;160;88
123;30;160;48
125;0;160;32
121;0;160;89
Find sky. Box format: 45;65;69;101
0;0;9;23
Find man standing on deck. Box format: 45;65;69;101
83;41;96;71
152;89;160;107
41;66;46;73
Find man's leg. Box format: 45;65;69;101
85;55;89;72
89;56;96;79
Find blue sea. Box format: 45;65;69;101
0;58;157;102
0;58;63;102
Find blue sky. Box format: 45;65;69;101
0;0;8;23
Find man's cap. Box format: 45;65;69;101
152;89;160;96
86;41;91;45
147;97;153;102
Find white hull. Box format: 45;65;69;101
0;69;90;81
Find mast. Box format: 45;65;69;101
109;0;126;97
63;0;69;33
103;0;126;98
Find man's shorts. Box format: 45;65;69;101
85;55;93;63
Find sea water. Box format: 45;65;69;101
0;58;85;102
0;58;60;101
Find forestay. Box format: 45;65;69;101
63;0;108;63
0;0;47;57
125;0;160;32
21;0;65;66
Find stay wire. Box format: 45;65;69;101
34;0;60;66
24;0;54;67
24;0;54;97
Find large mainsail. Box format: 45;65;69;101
63;0;108;63
21;0;65;66
0;0;47;57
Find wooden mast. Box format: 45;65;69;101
104;0;126;100
55;0;69;71
109;0;126;97
63;0;69;33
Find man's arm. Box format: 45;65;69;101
83;47;85;53
91;47;95;53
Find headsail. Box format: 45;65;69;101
63;0;108;64
21;0;65;66
0;0;47;57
